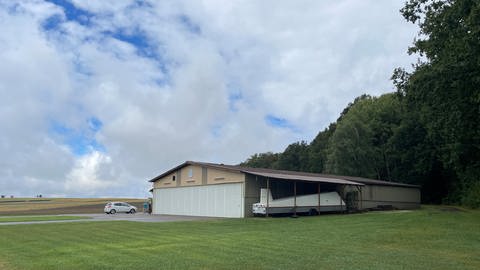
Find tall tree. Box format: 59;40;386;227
307;123;336;173
325;94;402;180
393;0;480;206
240;0;480;207
275;141;310;171
240;152;280;169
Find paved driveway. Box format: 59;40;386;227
0;213;219;225
79;213;218;222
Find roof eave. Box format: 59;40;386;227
148;161;243;183
242;170;364;186
148;161;193;182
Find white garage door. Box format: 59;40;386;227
153;183;244;218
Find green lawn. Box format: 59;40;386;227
0;215;91;223
0;207;479;270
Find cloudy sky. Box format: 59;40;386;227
0;0;417;198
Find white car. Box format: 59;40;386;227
104;202;137;214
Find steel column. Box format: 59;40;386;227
266;177;270;217
340;185;343;212
293;181;297;217
318;183;321;214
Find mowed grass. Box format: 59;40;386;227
0;207;479;270
0;198;144;215
0;215;91;223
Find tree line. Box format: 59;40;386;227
241;0;480;207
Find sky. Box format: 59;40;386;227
0;0;418;198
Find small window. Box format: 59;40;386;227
172;175;176;181
188;168;193;178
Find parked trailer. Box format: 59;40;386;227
252;188;345;216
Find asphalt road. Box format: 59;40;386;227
0;213;219;225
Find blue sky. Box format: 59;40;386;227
0;0;418;198
45;0;94;27
49;117;104;155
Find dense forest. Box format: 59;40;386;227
241;0;480;207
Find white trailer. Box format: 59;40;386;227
252;188;345;216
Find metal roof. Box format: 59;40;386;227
242;170;364;186
149;161;419;188
148;161;243;182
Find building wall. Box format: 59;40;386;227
178;165;203;186
152;166;246;218
153;172;177;188
207;168;245;185
153;165;245;189
349;185;421;210
244;174;266;217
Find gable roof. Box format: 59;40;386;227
148;161;419;188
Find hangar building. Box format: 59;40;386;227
149;161;420;218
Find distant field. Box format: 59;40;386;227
0;198;145;215
0;206;479;270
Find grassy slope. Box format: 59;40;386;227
0;198;145;215
0;207;479;270
0;215;91;223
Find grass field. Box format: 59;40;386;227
0;215;91;223
0;206;479;270
0;198;145;215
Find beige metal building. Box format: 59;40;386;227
149;161;420;218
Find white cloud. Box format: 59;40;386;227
0;0;418;198
64;151;114;195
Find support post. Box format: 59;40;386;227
266;177;270;217
340;185;344;213
318;183;321;215
359;186;363;210
293;181;297;217
355;186;360;211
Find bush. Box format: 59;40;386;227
461;181;480;209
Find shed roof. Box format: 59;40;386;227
242;170;363;186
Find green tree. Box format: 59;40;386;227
307;123;336;173
325;94;402;180
240;152;280;168
240;0;480;207
388;102;454;203
394;0;480;206
275;141;310;171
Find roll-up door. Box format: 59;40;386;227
153;183;244;218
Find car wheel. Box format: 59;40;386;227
308;208;319;216
109;209;116;214
129;209;136;214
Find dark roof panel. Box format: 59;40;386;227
243;170;364;185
